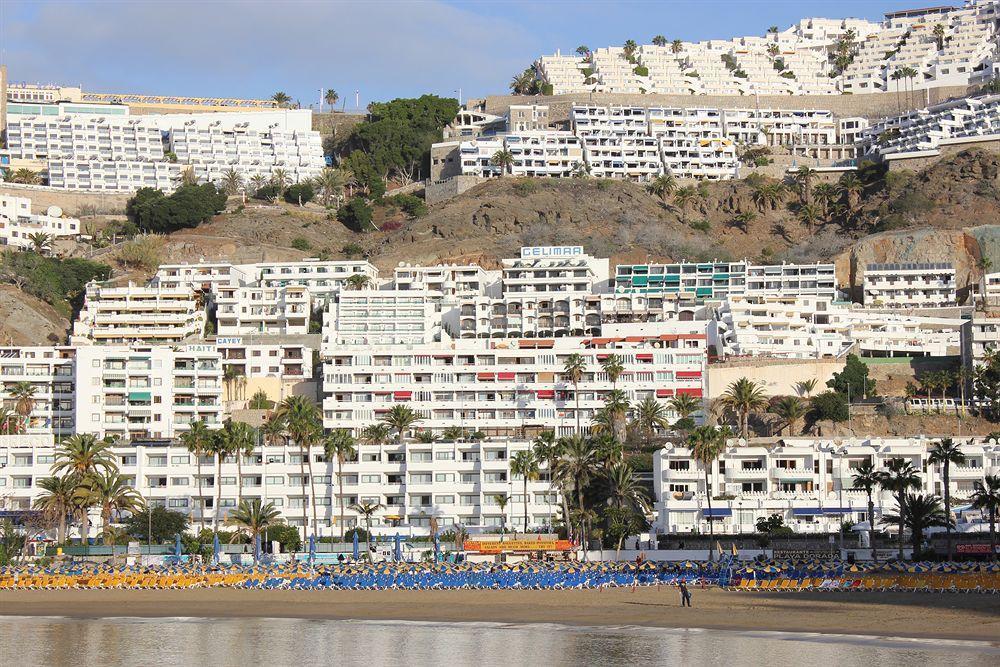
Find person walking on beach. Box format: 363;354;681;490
679;581;692;607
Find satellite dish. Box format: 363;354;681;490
47;205;63;218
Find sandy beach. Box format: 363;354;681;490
1;587;998;642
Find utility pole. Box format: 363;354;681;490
355;90;360;112
455;88;463;106
318;88;323;113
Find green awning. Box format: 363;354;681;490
631;276;649;286
664;275;680;283
128;391;152;402
695;287;714;297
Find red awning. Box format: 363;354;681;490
624;335;647;342
534;339;555;349
498;372;516;381
477;372;496;381
536;390;555;399
675;388;703;397
636;353;654;361
676;371;702;379
656;389;674;398
375;390;391;395
596;353;611;360
393;391;412;400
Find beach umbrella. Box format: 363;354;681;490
352;531;360;560
254;533;262;563
394;534;402;562
212;533;221;565
433;532;440;561
174;533;182;558
308;535;316;566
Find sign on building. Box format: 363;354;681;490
520;246;584;259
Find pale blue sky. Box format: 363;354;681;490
3;0;924;108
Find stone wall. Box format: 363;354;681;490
312;111;366;138
472;86;972;126
0;183;131;215
886;138;1000;172
707;357;844;399
425;175;484;205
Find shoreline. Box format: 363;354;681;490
1;588;998;643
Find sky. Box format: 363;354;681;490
2;0;929;109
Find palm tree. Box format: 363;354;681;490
270;168;290;197
221;168;243;196
796;202;821;232
180;166;198;186
812;183;838;220
595;389;630;444
881;493;951;558
349;501;383;557
249;173;268;195
360;423;392;450
771;396;806;436
51;434;117;542
600;354;624;391
26;232;53;255
672;185;699;223
510;450;540;536
382;404;421;444
509;69;534;95
219;420;257;505
205;431;229;532
324;429;357;541
689;425;727;557
494;494;510;542
490;149;515;176
226;499;282;557
314;167;347;206
634;396;669;448
792;166;816;205
719;377;767;441
74;471;145;545
562;353;587;433
731;210;756;233
324;88;339;109
555;435;597;548
34;475;78;543
750;180;786;212
928;438;966;560
794;379;818;399
272;91;291;107
532;431;563;530
180;419;213;532
970;475;1000;560
622;39;638;62
669;393;700;427
652;35;667;47
671;39;683;54
838;172;863;217
876;459;922;560
8;381;37;432
345;274;372;291
604;461;650;555
851;461;880;537
646;173;676;205
0;407;20;435
275;395;323;539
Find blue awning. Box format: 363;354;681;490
822;507;855;515
792;508;822;516
703;508;732;517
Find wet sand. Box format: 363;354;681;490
1;587;998;642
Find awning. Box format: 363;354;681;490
703;508;732;517
625;336;647;342
676;388;702;397
823;507;856;515
536;390;555;399
656;389;674;398
636;353;654;361
792;508;823;516
676;371;702;379
393;391;412;400
128;391;152;401
497;372;516;381
477;372;496;381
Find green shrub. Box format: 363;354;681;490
290;237;312;251
264;524;302;552
126;184;227;233
341;242;365;258
809;391;849;423
689;219;711;232
284;182;315;205
512;179;538;197
254;184;281;201
337;197;375;232
385;193;428;218
0;251;110;316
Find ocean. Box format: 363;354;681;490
1;616;997;666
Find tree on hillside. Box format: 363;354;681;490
272;91;291;107
324;89;339;109
490;149;515;176
646;173;676;205
126;184;227;234
827;354;875;400
652;35;667;47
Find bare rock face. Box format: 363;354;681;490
0;285;70;346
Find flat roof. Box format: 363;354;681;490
866;262;953;272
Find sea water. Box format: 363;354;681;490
0;616;997;666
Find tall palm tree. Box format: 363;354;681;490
604;461;650;553
876;459;922;560
324;88;339;109
622;39;638;61
851;461;880;529
34;475;78;543
221;168;243;196
226;499;282;558
27;232;53;255
646;173;676;205
270;168;290;197
275;395;323;539
792;166;816;205
532;430;563;530
672;185;699;223
594;389;630;444
881;493;950;558
562;353;587;433
180;419;213;532
634;396;669;448
206;431;229;532
382;405;421;444
838;172;863;218
719;377;767;441
510;450;539;536
494;494;510;542
970;475;1000;560
74;471;145;545
750;180;786;212
771;396;806;436
313;167;347;206
490;149;515;176
219;420;258;505
324;429;357;541
555;435;597;548
600;354;624;391
671;39;683;54
8;381;37;432
349;501;383;556
652;35;667;47
51;434;117;542
689;425;728;558
928;438;966;560
812;182;838;220
669;393;700;426
272;91;291;107
796;202;821;233
345;274;372;291
360;423;392;450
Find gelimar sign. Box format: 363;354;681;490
520;246;584;258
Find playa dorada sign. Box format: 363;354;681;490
465;539;573;554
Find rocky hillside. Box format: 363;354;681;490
0;285;71;346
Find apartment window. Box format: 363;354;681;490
168;499;189;508
435;495;455;504
221;476;237;485
171;455;190;464
171;477;189;486
361;474;380;483
435;473;455;483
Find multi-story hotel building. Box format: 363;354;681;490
72;282;207;345
391;263;501;299
0;195;80;249
654;436;1000;535
0;347;76;437
214;285;311;336
863;262;957;309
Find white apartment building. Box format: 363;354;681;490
7;115;166;162
214;285;311;336
0;436;558;535
963;308;1000;368
324;291;442;347
505;132;585;177
866;94;1000;158
46;158;183;192
217;338;314;383
863;262;957;309
152;262;259;292
391;263;501;298
713;294;963;359
458;138;504;177
257;260;380;299
0;195;80;249
654;436;1000;535
0;347;76;436
72;282;207;345
503;247;610;294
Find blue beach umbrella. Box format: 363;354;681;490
174;533;182;558
352;531;359;560
213;533;221;565
308;534;316;566
254;533;262;562
394;533;402;562
433;532;440;561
